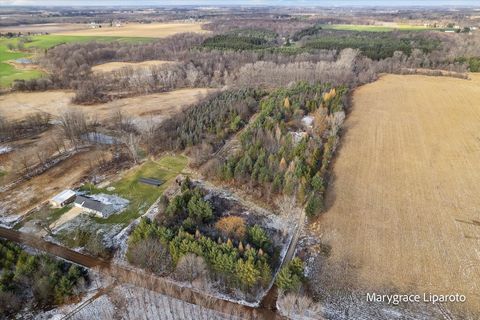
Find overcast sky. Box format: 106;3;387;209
1;0;480;6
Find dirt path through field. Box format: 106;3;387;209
311;74;480;317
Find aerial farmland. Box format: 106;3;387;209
1;3;480;320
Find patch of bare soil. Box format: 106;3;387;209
0;128;60;180
0;148;112;216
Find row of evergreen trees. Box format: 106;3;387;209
302;31;440;60
216;82;347;217
156;89;264;152
202;28;278;51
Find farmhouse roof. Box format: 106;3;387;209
74;195;115;216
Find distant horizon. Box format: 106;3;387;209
2;0;480;8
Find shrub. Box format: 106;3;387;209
247;225;271;252
275;257;305;293
127;237;173;275
305;195;324;217
174;253;207;283
215;216;247;240
187;193;213;224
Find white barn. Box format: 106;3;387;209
50;189;76;208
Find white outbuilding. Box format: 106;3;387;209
50;189;76;208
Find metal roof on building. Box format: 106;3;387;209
74;195;115;217
51;189;76;204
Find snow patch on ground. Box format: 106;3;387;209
302;115;314;128
0;213;22;228
0;145;12;154
67;284;244;320
90;193;129;212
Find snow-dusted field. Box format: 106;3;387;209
43;283;246;320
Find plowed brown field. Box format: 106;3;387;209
312;74;480;315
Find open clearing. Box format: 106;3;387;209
91;60;174;74
54;22;208;38
312;74;480;315
82;155;188;225
0;88;215;121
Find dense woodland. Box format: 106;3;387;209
210;82;347;216
299;30;441;60
153;89;264;154
127;181;279;301
0;240;87;318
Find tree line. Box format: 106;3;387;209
299;30;441;60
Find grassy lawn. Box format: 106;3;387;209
13;205;72;230
0;63;42;87
91;155;188;225
0;34;153;88
321;24;432;32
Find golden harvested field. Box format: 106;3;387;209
312;74;480;314
0;88;215;121
91;60;175;74
54;22;208;38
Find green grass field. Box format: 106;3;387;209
321;24;431;32
0;34;152;88
89;155;188;225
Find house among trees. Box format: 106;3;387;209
74;195;115;218
50;189;76;208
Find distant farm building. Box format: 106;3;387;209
139;177;164;187
50;189;76;208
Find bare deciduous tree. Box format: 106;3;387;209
119;132;141;164
174;253;207;284
59;110;88;149
126;238;172;275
